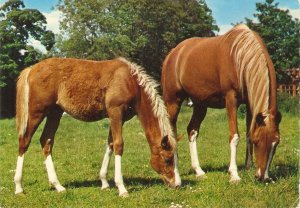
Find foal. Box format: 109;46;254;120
14;57;181;197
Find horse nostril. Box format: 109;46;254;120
175;184;180;189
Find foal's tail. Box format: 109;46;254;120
16;67;31;137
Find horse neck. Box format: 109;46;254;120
136;88;162;151
225;25;277;131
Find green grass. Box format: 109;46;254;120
0;107;298;207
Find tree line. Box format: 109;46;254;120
0;0;299;118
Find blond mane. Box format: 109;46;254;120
118;57;176;148
225;24;270;131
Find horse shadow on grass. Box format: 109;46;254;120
184;163;298;182
64;176;197;192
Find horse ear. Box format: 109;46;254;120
275;111;282;125
161;136;171;150
256;113;266;126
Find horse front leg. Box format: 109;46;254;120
225;91;241;183
187;104;207;178
245;105;253;169
99;129;113;190
40;109;65;192
108;107;128;197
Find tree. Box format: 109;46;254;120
57;0;218;79
245;0;300;83
0;0;55;118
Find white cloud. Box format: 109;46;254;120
217;24;233;35
28;39;46;54
29;10;62;53
43;10;62;34
287;8;300;20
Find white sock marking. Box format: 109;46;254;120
257;168;261;178
189;131;206;177
14;155;24;194
264;141;276;179
100;145;113;189
45;155;65;192
174;152;181;187
229;134;241;182
115;155;128;196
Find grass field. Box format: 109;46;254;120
0;106;298;207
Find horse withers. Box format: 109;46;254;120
14;57;181;197
161;24;281;182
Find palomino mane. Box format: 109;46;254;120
225;24;270;131
117;57;176;149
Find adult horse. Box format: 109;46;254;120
14;57;181;197
161;24;281;182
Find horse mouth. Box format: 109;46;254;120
160;175;178;189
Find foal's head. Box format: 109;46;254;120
150;135;180;188
251;111;282;181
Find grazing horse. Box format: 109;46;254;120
161;24;281;182
14;57;181;197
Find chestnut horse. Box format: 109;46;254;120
161;24;281;182
14;57;181;197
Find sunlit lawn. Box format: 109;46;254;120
0;106;298;207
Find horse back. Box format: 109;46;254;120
27;58;138;121
162;37;238;107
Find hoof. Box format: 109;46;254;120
56;185;66;193
101;185;110;190
196;173;207;180
119;192;129;198
229;177;241;184
15;192;26;197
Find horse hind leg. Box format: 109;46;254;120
187;104;207;178
40;108;65;192
99;128;113;190
14;113;45;194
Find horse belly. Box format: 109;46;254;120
57;85;107;122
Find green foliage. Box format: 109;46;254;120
0;0;55;87
56;0;218;79
277;93;299;115
238;104;247;119
245;0;300;83
0;107;298;207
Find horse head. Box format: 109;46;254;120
251;111;282;181
150;135;181;188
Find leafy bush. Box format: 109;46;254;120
277;93;299;115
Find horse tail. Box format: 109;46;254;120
16;67;32;137
117;57;177;149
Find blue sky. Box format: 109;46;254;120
0;0;299;49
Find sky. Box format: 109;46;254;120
0;0;299;52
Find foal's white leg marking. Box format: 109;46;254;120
100;145;113;190
174;152;182;187
114;155;128;197
229;134;241;182
264;142;277;179
45;155;66;192
14;155;24;194
189;131;206;177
